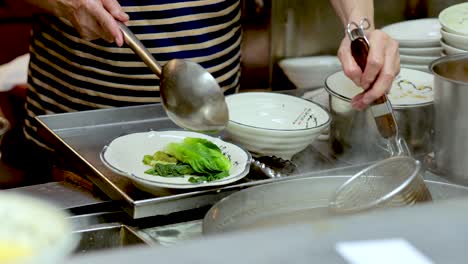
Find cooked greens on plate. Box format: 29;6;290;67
142;137;232;183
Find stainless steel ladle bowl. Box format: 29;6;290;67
118;22;229;133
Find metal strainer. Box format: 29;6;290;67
329;156;433;214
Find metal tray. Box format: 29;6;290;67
35;103;362;219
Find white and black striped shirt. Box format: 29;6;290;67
25;0;241;148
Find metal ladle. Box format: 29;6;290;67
118;22;229;133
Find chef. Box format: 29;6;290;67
1;0;398;185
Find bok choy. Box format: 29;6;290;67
142;137;231;183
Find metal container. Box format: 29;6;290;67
325;76;434;163
430;54;468;185
203;175;468;234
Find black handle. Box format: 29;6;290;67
349;31;397;139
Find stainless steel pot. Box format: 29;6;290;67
203;175;468;234
430;54;468;185
325;78;434;164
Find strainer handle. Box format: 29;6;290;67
347;19;398;139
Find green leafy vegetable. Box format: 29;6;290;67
153;151;178;164
142;137;231;183
142;151;177;166
188;171;229;183
145;163;195;176
164;137;231;174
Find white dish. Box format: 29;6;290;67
0;192;77;264
400;54;439;65
440;28;468;50
225;92;331;160
440;39;468;55
399;46;442;56
400;63;430;73
101;130;251;190
381;18;441;47
325;68;434;108
278;56;342;89
439;2;468;36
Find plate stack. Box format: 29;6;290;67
382;18;442;73
439;3;468;56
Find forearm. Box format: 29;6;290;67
330;0;375;29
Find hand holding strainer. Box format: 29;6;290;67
329;19;432;214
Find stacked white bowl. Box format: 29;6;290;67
278;56;342;89
225;92;331;160
438;3;468;56
382;18;442;73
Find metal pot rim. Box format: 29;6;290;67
430;53;468;86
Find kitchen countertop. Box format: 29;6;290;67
5;88;465;262
66;197;468;264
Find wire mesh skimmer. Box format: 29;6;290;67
329;156;433;214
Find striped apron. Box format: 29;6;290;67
25;0;241;148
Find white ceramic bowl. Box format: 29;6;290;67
400;63;430;73
439;2;468;36
0;192;77;264
400;54;440;65
381;18;441;47
399;46;442;56
325;68;434;107
440;28;468;50
278;56;342;89
440;39;468;55
225;92;331;160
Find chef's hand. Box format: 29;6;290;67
27;0;129;46
337;29;400;110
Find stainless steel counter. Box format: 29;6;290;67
66;197;468;264
32;88;454;219
34;99;354;219
24;89;468;261
5;181;110;212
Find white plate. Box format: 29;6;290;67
101;130;251;190
325;68;434;107
400;54;439;65
440;39;468;55
400;64;430;73
439;2;468;36
399;46;442;56
440;28;468;50
381;18;441;47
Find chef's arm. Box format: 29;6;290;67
329;0;400;110
23;0;128;46
329;0;375;30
